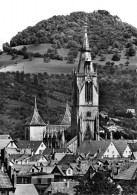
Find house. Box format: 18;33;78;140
31;173;54;194
44;181;79;195
57;154;83;165
126;109;136;117
27;154;48;166
16;140;46;154
15;184;39;195
0;136;16;156
77;140;120;159
113;163;137;181
113;140;131;158
43;148;71;161
0;164;15;195
100;111;108;118
13;164;39;184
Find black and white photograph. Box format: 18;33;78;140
0;0;137;194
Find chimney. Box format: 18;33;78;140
105;133;107;140
110;131;113;141
12;172;16;189
31;149;34;156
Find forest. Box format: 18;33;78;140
0;62;137;140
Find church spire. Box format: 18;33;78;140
60;101;71;125
83;17;90;50
61;129;66;148
30;96;46;126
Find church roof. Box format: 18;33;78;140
30;97;46;126
58;101;71;125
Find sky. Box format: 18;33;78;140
0;0;137;50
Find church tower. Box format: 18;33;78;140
71;19;99;146
25;97;47;141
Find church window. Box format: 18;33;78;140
87;111;91;117
85;82;92;102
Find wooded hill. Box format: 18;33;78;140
10;10;137;54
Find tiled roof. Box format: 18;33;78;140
66;136;77;147
57;154;80;165
15;184;39;195
45;181;79;195
13;164;37;175
0;139;13;151
28;154;47;162
8;154;24;162
77;140;110;156
0;170;13;189
16;140;43;152
114;163;137;180
30;97;46;126
113;140;128;156
43;148;70;156
129;142;137;152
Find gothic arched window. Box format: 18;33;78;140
85;82;93;102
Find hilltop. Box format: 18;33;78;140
10;10;137;52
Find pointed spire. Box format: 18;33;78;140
61;129;65;148
30;96;46;126
60;101;71;125
83;17;90;50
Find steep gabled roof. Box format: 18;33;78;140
57;154;80;165
16;140;44;153
77;140;110;157
0;170;14;189
114;163;137;180
129;142;137;152
0;139;13;151
15;184;39;195
13;164;39;175
58;101;71;125
30;97;46;126
113;140;128;156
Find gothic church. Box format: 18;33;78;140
25;20;99;149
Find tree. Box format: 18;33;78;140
125;46;136;56
75;171;119;195
111;53;121;61
33;74;38;85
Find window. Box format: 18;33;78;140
41;144;43;147
87;111;91;117
107;149;109;152
10;142;13;147
85;82;92;102
112;151;114;154
68;169;71;175
32;168;34;172
37;178;41;184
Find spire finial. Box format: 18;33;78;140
83;15;89;49
34;95;37;111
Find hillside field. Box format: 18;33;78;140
1;43;137;74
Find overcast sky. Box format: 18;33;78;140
0;0;137;49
